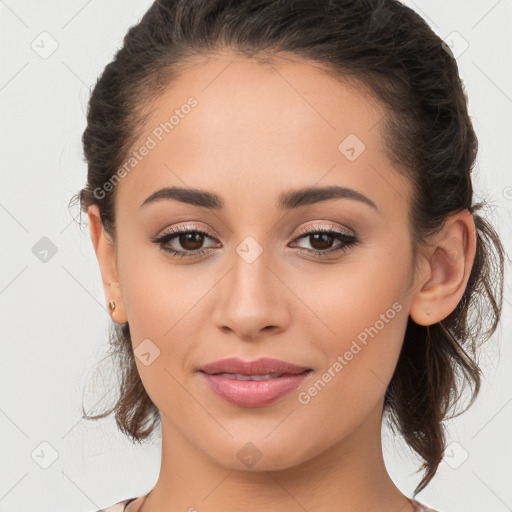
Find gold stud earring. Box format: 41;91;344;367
109;300;116;312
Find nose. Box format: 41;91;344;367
211;244;290;341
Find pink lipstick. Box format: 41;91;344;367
199;357;312;407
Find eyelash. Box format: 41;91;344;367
151;224;358;259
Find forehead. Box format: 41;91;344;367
115;52;412;221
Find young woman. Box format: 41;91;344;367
74;1;505;511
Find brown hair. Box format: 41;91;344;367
70;0;505;495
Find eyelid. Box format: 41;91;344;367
294;221;354;238
156;221;354;241
157;222;217;238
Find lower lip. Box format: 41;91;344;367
201;371;311;407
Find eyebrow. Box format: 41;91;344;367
139;185;378;211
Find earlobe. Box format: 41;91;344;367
87;205;128;324
409;209;476;326
107;282;128;324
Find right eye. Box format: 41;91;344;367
151;225;220;259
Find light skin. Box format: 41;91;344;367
87;51;476;512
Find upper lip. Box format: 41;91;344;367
200;357;311;376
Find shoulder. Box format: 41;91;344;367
92;497;138;512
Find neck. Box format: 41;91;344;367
136;401;415;512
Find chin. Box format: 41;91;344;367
199;434;311;473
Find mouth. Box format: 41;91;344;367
198;358;313;407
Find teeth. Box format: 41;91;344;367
216;372;284;380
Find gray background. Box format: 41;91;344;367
0;1;511;511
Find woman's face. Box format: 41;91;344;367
106;53;421;469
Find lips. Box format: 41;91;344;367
200;357;311;376
199;357;312;407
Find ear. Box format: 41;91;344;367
87;204;128;324
409;209;477;326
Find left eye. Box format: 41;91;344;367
151;227;358;259
291;228;358;256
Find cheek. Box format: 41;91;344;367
121;267;203;378
116;243;214;400
295;301;408;451
297;240;410;412
117;229;201;340
303;238;410;352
